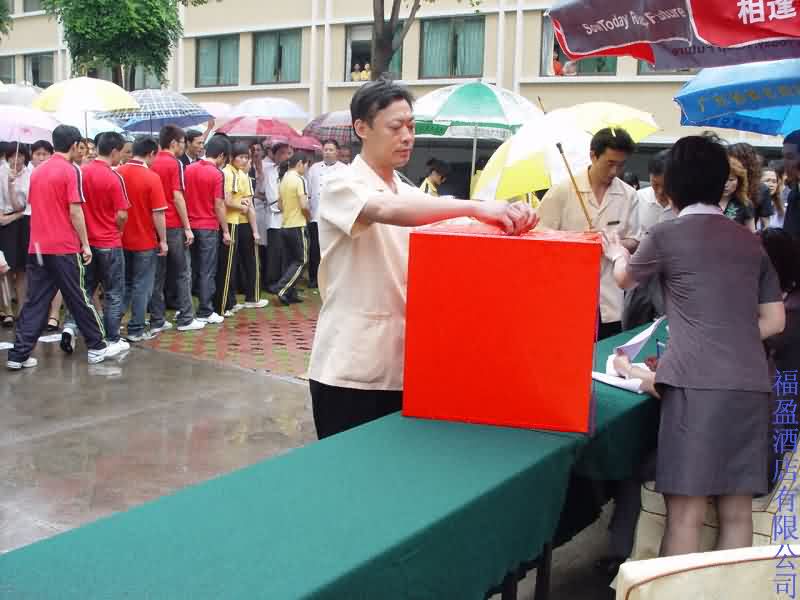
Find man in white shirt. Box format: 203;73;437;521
262;142;292;293
306;140;346;288
308;78;537;439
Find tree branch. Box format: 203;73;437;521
373;0;385;36
393;0;422;53
389;0;402;28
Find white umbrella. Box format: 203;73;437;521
0;106;60;144
198;101;233;120
0;82;43;107
230;97;308;120
55;111;124;139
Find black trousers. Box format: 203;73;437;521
10;254;105;362
308;221;321;287
275;226;308;298
215;222;260;314
310;379;403;439
265;227;285;290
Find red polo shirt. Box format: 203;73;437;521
150;150;185;229
184;159;224;230
81;159;130;249
117;160;168;252
28;154;85;255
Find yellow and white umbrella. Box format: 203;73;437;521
33;77;138;113
473;102;659;203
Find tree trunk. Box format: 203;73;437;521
112;65;124;88
370;33;394;80
127;65;137;91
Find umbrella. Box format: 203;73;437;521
0;106;59;144
215;116;297;139
303;111;357;146
675;58;800;137
33;77;138;113
0;82;43;107
549;0;800;68
55;111;124;139
198;101;232;120
230;97;308;120
414;81;542;175
473;103;658;210
291;135;322;152
96;89;211;134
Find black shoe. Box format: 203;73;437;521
277;293;292;306
60;327;75;354
288;294;304;304
266;285;280;295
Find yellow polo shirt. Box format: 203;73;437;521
537;169;637;324
420;177;439;197
223;164;252;225
279;170;308;228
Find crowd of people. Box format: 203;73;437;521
0;124;354;368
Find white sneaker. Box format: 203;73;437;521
198;312;224;324
7;357;37;370
231;303;245;313
126;331;156;342
109;339;131;353
223;310;234;317
150;321;173;334
244;299;269;309
60;327;76;354
177;319;206;332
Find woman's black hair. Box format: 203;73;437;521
5;143;31;165
760;228;800;294
664;135;730;211
278;151;310;181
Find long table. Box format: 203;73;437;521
0;325;662;599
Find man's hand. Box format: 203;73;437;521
184;228;194;246
158;241;168;257
253;231;261;244
81;245;93;265
222;230;231;246
474;201;538;235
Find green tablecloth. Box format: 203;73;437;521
0;416;579;599
0;324;663;599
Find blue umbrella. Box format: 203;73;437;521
675;58;800;137
97;89;211;134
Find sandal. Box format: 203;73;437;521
2;314;14;328
46;317;60;332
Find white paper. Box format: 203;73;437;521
0;342;12;350
605;354;650;377
592;371;644;394
37;334;62;343
613;316;665;360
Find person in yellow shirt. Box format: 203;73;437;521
275;153;312;305
215;142;267;316
419;158;450;197
361;63;372;81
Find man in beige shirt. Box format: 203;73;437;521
308;78;538;439
537;127;638;339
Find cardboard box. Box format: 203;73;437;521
402;222;601;434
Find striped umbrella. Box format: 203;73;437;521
302;111;357;146
97;89;211;133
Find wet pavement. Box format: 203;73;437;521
0;317;615;600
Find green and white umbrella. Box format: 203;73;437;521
414;81;542;176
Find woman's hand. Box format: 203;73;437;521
613;353;633;378
601;230;630;263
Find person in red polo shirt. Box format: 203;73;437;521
117;137;169;342
61;132;130;356
8;125;119;369
149;124;205;333
185;135;231;325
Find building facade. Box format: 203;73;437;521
0;0;781;150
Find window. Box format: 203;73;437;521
253;29;301;84
133;67;161;90
23;0;42;12
196;35;239;87
345;24;402;81
420;17;484;79
24;53;53;88
0;56;14;84
637;61;698;76
540;17;616;77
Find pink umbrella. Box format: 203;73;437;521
0;106;59;143
216;116;297;138
290;135;322;152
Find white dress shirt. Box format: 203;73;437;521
307;160;346;223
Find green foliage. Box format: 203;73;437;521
40;0;210;84
0;0;11;37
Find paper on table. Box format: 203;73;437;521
0;342;12;350
605;355;650;377
592;371;644;394
613;316;665;360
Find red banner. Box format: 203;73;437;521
689;0;800;46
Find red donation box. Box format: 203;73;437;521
402;222;602;434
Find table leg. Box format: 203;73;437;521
500;573;518;600
534;543;553;600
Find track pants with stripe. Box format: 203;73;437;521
215;222;260;314
275;226;308;299
10;253;105;362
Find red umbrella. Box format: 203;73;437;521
290;135;322;152
216;116;297;138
